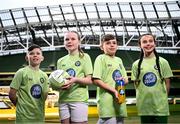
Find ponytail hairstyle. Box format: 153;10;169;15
154;49;163;81
136;33;163;86
136;49;144;84
68;31;84;58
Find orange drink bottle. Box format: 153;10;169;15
116;80;126;104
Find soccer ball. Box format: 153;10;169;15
49;70;70;90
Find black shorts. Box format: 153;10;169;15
140;115;168;124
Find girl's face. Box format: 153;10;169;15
139;35;156;56
64;32;80;54
101;39;118;56
26;48;44;67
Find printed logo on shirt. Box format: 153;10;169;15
62;64;66;67
112;69;122;81
66;68;76;77
75;61;81;66
40;77;44;84
30;84;42;99
119;64;122;70
143;72;157;87
107;64;112;67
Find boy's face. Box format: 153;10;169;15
101;39;118;56
26;48;44;67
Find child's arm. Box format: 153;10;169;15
61;75;92;89
9;88;17;106
93;78;119;99
164;78;171;95
44;92;48;100
71;75;92;85
124;77;129;85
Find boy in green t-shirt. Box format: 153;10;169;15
131;33;173;123
9;44;49;123
93;34;128;124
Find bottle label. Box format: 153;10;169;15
116;80;125;104
112;69;125;104
119;89;125;95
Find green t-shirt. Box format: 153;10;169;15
57;53;93;103
10;66;49;123
131;56;173;116
93;54;128;118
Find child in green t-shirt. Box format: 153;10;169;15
9;44;49;123
56;31;93;124
131;33;173;123
93;34;128;124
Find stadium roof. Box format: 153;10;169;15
0;0;180;55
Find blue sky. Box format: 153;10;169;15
0;0;175;10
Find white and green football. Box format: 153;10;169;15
49;69;70;90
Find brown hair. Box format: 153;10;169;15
101;34;116;45
28;44;42;52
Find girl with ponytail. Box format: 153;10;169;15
56;31;93;124
131;33;173;124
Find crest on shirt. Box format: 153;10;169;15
154;65;158;70
75;61;81;66
112;69;122;81
40;77;44;84
30;84;42;99
143;72;157;87
28;78;33;81
66;68;76;77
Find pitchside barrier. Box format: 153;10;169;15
0;70;180;104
